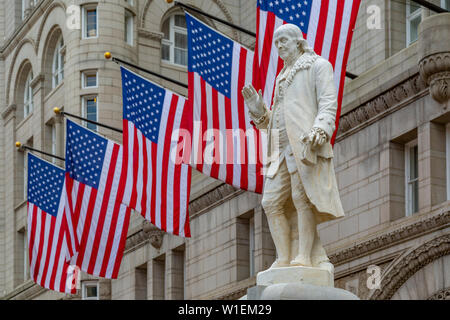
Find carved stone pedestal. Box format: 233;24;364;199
245;283;359;300
257;266;333;287
242;266;359;300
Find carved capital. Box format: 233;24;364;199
142;220;164;249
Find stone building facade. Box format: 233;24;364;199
0;0;449;300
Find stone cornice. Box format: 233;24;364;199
189;183;243;218
1;104;17;120
336;74;427;142
368;234;450;300
329;210;450;266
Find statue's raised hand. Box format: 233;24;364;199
241;84;265;118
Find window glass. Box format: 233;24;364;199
86;8;97;38
161;14;188;66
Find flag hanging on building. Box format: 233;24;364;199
64;119;131;279
253;0;361;144
27;153;77;294
185;12;267;194
121;67;192;238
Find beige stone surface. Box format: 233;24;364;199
0;0;449;301
257;266;334;288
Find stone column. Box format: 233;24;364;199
54;114;64;167
165;249;184;299
418;13;450;104
418;122;447;210
1;104;17;292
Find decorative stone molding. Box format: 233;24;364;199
329;210;450;266
368;234;450;300
124;182;243;252
189;183;243;218
138;28;164;40
428;288;450;300
30;73;45;89
417;13;450;104
337;74;427;138
142;220;164;249
1;104;17;120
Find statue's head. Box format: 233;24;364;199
273;24;312;61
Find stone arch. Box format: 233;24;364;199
140;0;239;40
368;234;450;300
40;25;65;96
13;60;34;120
6;38;37;106
35;0;67;52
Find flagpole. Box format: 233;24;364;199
172;1;359;79
15;142;66;162
54;107;124;134
105;52;188;89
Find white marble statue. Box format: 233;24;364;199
242;24;345;273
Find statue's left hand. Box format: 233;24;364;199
308;127;328;148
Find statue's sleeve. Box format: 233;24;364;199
312;59;338;138
249;105;271;130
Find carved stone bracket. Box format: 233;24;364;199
143;220;164;249
418;13;450;104
419;53;450;104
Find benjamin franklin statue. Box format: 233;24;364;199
242;24;344;273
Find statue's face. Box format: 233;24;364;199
274;32;299;61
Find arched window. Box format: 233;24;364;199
24;71;33;117
52;36;65;88
161;14;187;66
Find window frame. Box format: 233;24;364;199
81;70;98;89
24;71;33;118
249;216;255;277
82;95;98;132
82;281;99;300
82;5;98;39
125;9;134;46
405;139;419;216
442;0;450;10
52;36;65;89
23;151;28;200
406;1;422;46
161;14;188;67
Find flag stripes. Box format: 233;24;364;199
254;0;361;144
121;67;192;237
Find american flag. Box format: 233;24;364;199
27;153;77;294
254;0;361;144
65;119;131;279
185;12;267;194
121;67;192;237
